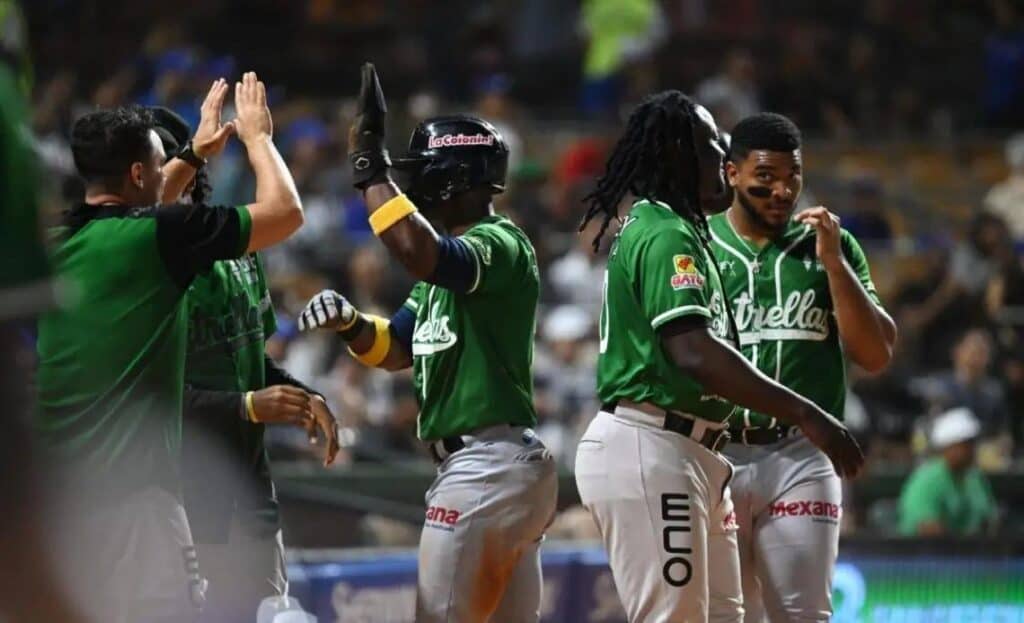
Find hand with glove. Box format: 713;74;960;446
298;290;357;333
349;62;392;190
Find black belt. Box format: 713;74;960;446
602;401;730;452
730;425;796;446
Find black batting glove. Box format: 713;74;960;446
348;62;392;190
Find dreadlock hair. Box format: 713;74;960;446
190;167;211;205
729;112;801;162
580;90;710;252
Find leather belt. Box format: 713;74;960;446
730;425;798;446
602;400;730;452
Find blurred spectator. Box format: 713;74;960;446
473;74;523;173
579;0;660;117
839;177;894;247
912;328;1010;440
534;305;597;464
696;49;760;132
983;133;1024;239
983;0;1024;127
898;408;997;536
548;218;606;315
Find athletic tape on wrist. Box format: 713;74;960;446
348;315;391;367
369;194;417;236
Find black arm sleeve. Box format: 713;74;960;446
425;236;478;292
389;306;415;354
155;203;247;289
183;385;246;423
263;356;322;398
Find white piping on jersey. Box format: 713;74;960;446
766;224;812;429
466;240;483;294
711;225;758;427
650;304;711;329
739;327;829;345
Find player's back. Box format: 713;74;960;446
36;207;190;497
407;215;540;441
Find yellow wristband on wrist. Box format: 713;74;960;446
369;194;417;236
245;391;258;423
348;315;391;367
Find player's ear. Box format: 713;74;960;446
130;162;144;189
725;160;739;187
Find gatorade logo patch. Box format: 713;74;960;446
427;133;495;149
670;254;705;290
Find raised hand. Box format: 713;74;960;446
795;206;842;270
348;62;392;189
193;78;235;158
249;385;312;425
297;290;356;332
233;71;272;145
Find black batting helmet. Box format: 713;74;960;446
392;114;509;207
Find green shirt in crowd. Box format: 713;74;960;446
596;200;735;424
403;214;539;441
898;457;996;536
35;203;252;498
707;212;881;430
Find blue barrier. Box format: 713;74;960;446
287;545;1024;623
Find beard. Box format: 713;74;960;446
735;186;789;235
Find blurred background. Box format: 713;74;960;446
20;0;1024;620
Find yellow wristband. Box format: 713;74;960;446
368;194;417;236
245;391;258;423
348;315;391;367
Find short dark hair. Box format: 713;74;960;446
729;112;801;161
70;105;157;185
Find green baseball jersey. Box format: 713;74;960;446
182;254;278;535
596;200;735;423
402;215;539;440
35;203;251;499
0;62;52;318
708;212;881;429
184;255;277;392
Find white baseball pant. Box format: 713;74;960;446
724;434;841;623
575;408;743;623
415;425;558;623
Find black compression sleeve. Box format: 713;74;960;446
183;385;246;422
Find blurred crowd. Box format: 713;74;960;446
22;0;1024;535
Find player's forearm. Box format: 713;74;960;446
160;159;198;204
825;258;896;373
363;181;441;280
661;326;818;428
339;304;413;371
183;385;246;422
244;136;304;251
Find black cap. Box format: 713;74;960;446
149;106;191;154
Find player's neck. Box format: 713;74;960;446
726;206;775;248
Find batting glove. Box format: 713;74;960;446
298;290;356;332
348;62;391;190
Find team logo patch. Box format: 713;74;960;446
427;133;495;149
670;254;705;290
769;499;841;525
425;505;461;532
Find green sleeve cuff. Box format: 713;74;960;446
235;205;252;256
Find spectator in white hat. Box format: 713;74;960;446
898;408;997;536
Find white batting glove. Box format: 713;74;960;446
298;290;356;332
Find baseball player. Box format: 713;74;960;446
298;63;557;623
35;72;304;622
573;91;865;623
708;113;896;622
146;106;339;622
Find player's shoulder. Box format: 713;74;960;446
624;200;702;248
